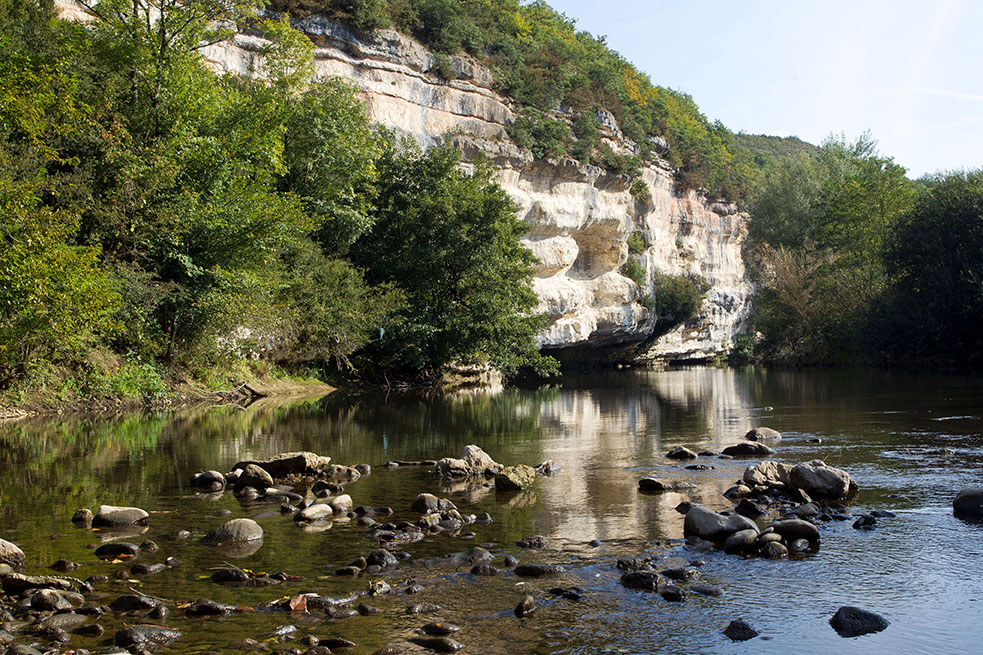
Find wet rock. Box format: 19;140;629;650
115;624;181;648
675;501;693;514
725;514;758;533
0;539;25;569
789;538;811;553
788;460;853;500
588;539;602;547
94;542;139;560
408;636;466;652
312;480;344;498
535;460;560;476
4;646;43;655
743;461;789;486
321;637;357;649
191;470;226;491
514;564;565;577
686;464;714;470
72;508;94;526
870;510;896;518
683;505;731;541
357;603;380;615
92;505;149;527
722;443;776;457
139;540;159;553
621;571;660;591
43;612;88;632
771;519;820;542
953;488;983;518
666;446;698;460
355;463;372;476
690;583;723;597
204;518;264;544
366;549;398;570
853;515;877;530
760;541;788;559
355;506;393;517
514;595;536;617
470;564;498;576
723;619;759;641
829;606;890;637
421;623;461;636
660;567;698;582
790;502;820;519
735;499;767;517
74;623;105;637
109;594;158;611
436;445;500;479
405;602;442;614
660;583;685;602
699;450;717;457
724;529;759;554
723;484;752;499
745;427;782;441
31;589;74;611
211;566;250;583
503;555;518;568
233;452;332;479
495;465;536;491
638;477;690;492
186;598;234;616
516;536;546;549
305;647;332;655
324;464;361;484
270;624;298;641
411;493;455;514
374;646;409;655
234;464;275;491
296;503;333;523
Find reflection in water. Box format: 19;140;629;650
2;367;983;654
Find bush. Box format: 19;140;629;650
621;257;647;287
652;272;707;329
507;109;569;160
626;233;646;255
430;53;455;80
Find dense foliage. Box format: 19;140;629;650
0;0;553;404
270;0;788;201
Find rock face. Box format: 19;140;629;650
788;460;853;500
953;488;983;518
194;13;751;361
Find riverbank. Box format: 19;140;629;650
0;371;334;422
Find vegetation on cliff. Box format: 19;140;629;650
0;0;553;408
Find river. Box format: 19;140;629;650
1;367;982;654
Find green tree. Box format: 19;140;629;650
350;144;556;379
874;170;983;364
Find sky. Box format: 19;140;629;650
548;0;983;178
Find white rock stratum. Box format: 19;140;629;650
58;3;751;360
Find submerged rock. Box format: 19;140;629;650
666;446;698;460
94;542;139;560
514;594;536;617
829;606;890;637
408;636;466;652
116;624;182;648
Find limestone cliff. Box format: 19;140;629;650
59;3;751;361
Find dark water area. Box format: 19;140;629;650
2;367;983;654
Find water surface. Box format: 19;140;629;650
2;367;982;654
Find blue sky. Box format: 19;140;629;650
548;0;983;177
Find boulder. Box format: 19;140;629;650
724;529;759;554
233;464;274;491
770;518;820;542
735;499;767;517
295;503;334;523
620;571;660;591
92;505;149;527
724;514;758;534
205;518;264;544
329;494;353;515
115;624;182;648
0;539;25;569
683;505;731;541
461;444;500;473
495;465;536;491
437;445;501;478
233;452;331;479
324;465;361;484
723;619;759;641
953;488;983;518
788;460;852;500
665;446;698;460
829;606;890;637
722;443;775;457
744;427;781;441
190;470;225;491
743;461;789;486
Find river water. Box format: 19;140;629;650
2;367;982;654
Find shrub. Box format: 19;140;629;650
652;272;708;329
621;257;647;287
507;109;569;159
626;233;646;255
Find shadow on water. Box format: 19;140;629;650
1;367;983;653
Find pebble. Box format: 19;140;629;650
514;595;536;617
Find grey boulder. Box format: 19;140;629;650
744;427;781;441
788;460;853;500
953;488;983;518
92;505;149;527
722;443;776;457
0;538;25;569
204;518;264;544
495;465;536;491
683;505;731;541
232;451;331;479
